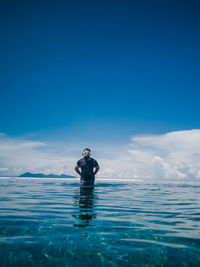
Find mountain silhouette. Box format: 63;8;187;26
18;172;76;178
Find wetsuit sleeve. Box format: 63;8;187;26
76;160;81;167
93;159;98;167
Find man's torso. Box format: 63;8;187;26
77;157;98;181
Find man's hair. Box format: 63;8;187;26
84;148;91;152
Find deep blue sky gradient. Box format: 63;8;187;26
1;0;200;143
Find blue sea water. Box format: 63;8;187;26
0;177;200;267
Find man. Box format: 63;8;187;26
75;148;100;186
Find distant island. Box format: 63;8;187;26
18;172;76;178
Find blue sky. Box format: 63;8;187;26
1;0;200;146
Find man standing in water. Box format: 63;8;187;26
75;148;100;186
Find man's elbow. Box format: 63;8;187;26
74;165;79;171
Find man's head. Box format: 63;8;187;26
83;148;91;158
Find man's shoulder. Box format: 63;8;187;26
91;158;98;164
78;157;85;162
77;157;98;163
77;158;85;164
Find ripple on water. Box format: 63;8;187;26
0;178;200;266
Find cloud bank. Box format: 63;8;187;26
100;129;200;180
0;130;200;180
0;133;77;177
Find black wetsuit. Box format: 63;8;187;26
77;157;98;186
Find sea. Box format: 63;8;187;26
0;177;200;267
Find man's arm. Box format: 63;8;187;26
93;165;100;175
74;165;81;176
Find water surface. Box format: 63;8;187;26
0;177;200;266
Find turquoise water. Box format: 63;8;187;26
0;178;200;267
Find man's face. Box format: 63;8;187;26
83;150;91;157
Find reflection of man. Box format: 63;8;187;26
74;148;100;186
72;186;97;227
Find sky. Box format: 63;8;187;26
0;0;200;179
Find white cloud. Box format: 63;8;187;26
99;129;200;180
0;130;200;180
95;130;200;180
0;168;9;171
0;133;77;176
